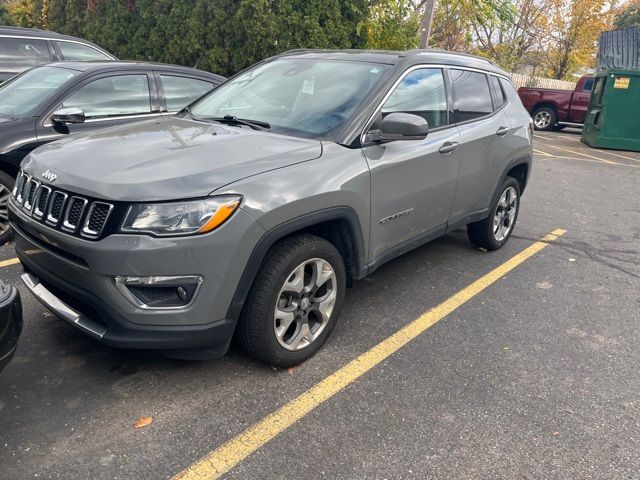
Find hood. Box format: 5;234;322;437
0;116;18;125
22;117;322;201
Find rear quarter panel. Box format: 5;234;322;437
502;82;534;188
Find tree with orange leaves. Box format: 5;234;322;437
543;0;615;80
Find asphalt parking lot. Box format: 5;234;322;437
1;129;639;480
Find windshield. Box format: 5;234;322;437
0;66;80;116
190;58;390;139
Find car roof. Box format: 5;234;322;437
278;48;509;77
42;61;226;81
0;26;113;56
1;26;97;43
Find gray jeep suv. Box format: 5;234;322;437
9;49;533;367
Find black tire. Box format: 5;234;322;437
467;177;520;251
238;234;346;367
532;106;557;131
0;171;14;245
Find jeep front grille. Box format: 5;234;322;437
12;171;114;240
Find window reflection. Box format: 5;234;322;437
382;69;449;128
450;69;493;122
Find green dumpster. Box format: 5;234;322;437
582;69;640;152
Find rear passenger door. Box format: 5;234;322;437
448;69;513;222
36;72;161;142
156;74;218;114
364;67;461;264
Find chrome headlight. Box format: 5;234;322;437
121;195;241;236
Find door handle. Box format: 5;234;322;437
439;142;458;154
496;126;510;136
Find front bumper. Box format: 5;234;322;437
19;270;234;353
10;199;264;352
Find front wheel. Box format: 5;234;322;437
238;234;346;367
0;171;14;245
467;177;520;251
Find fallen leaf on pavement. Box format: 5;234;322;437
133;416;153;429
288;368;294;375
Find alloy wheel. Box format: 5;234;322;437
493;186;518;242
534;111;552;129
273;258;337;351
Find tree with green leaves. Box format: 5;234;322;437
470;0;551;72
6;0;370;76
0;1;14;25
359;0;421;50
614;1;640;29
422;0;515;49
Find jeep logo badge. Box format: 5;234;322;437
41;170;57;182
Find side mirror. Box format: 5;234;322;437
379;112;429;141
52;107;85;125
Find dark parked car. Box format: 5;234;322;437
0;26;116;83
0;280;22;372
518;75;595;130
0;61;225;243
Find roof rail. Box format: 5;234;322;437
407;48;496;65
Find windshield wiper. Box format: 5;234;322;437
199;115;271;131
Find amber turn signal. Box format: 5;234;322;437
198;198;241;233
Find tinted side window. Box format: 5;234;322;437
160;75;214;112
583;77;595;92
450;70;493;122
499;78;523;106
63;75;151;119
489;75;506;109
0;37;52;73
382;68;449;128
56;41;111;61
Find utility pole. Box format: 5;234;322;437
419;0;438;48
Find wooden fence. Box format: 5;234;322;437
510;73;577;91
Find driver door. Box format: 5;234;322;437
362;67;461;265
36;72;160;143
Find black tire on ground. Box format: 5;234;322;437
0;171;14;245
238;234;346;367
467;176;521;251
532;106;557;131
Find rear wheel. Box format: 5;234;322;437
238;234;346;367
532;106;556;131
0;171;14;245
467;177;520;251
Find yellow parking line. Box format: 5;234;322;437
174;228;567;480
594;149;640;163
536;142;616;164
535;151;640;168
0;257;20;268
533;148;553;157
536;136;640;164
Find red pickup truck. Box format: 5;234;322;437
517;75;595;131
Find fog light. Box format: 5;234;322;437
114;275;202;309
